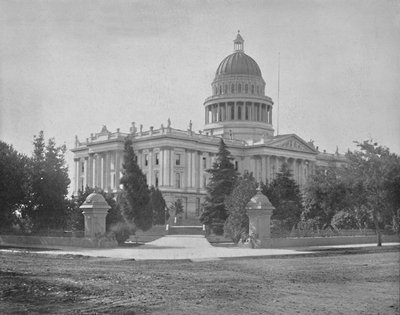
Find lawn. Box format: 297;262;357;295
0;247;399;314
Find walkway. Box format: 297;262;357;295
2;235;397;261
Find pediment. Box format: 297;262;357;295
269;135;316;153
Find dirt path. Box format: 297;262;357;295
0;247;399;314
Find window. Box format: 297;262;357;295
257;86;259;94
155;153;159;165
155;171;159;187
224;85;227;94
231;105;234;120
196;198;201;216
175;173;181;188
238;106;242;120
245;84;248;93
144;154;148;166
251;85;254;94
231;84;234;93
245;106;249;120
235;161;238;171
175;153;181;166
81;162;85;173
202;157;207;169
219;85;222;94
203;174;207;188
238;84;242;93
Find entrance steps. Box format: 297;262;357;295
167;225;205;236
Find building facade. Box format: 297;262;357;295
71;33;345;224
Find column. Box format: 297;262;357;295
148;150;153;186
87;155;93;187
261;156;267;184
74;158;79;194
234;102;238;120
159;149;164;187
170;149;175;187
217;103;220;122
164;148;170;186
186;150;192;188
266;155;271;183
269;106;272;124
195;152;200;189
92;154;97;188
115;151;121;189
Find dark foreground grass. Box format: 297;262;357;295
0;246;399;314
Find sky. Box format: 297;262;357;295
1;0;399;182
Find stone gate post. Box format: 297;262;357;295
245;187;275;248
80;193;111;238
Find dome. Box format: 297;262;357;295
215;32;262;77
216;52;262;77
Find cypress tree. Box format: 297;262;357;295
120;138;152;231
200;138;238;233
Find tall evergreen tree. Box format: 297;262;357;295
0;141;30;230
27;132;70;231
119;138;152;231
149;186;169;225
200;139;238;233
263;163;303;230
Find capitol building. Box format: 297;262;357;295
71;33;345;223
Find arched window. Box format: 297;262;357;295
251;85;254;94
231;84;234;93
245;84;248;93
238;84;242;93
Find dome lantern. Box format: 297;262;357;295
234;30;244;52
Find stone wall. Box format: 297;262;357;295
268;234;399;248
0;235;117;248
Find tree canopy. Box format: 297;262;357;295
342;140;400;244
0;141;30;230
224;172;257;243
263;163;303;230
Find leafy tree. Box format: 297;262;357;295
119;138;152;231
0;141;30;230
224;172;257;243
27;132;70;231
200;139;238;233
343;140;400;245
149;186;169;225
302;166;349;230
263;163;303;230
170;199;184;217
